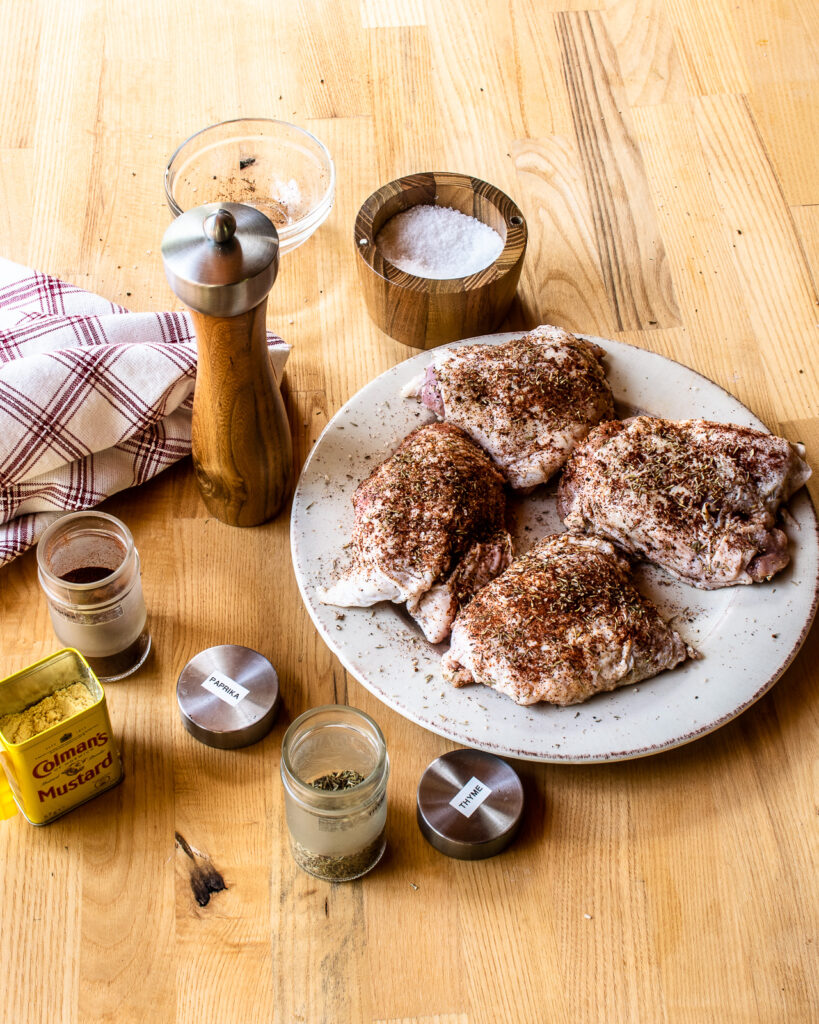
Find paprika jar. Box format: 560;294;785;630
37;511;150;682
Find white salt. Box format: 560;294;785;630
375;204;504;279
272;177;302;210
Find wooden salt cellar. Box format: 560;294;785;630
161;202;292;526
354;172;527;349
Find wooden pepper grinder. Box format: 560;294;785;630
161;202;292;526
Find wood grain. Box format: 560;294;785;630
791;203;819;292
293;0;372;119
663;0;749;96
511;134;618;335
733;0;819;206
374;1017;469;1024
556;10;682;331
360;0;427;30
629;101;776;423
369;26;439;180
189;301;293;526
422;0;572;177
0;2;40;149
603;0;689;107
0;1;817;1022
692;94;819;420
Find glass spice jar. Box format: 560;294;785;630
280;705;389;882
36;512;151;682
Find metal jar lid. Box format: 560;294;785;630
416;748;524;860
161;201;279;317
176;644;280;749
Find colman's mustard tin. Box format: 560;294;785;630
0;648;123;825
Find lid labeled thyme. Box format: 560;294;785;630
416;748;524;860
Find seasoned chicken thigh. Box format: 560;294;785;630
404;325;614;490
319;422;513;643
442;534;694;706
558;417;811;589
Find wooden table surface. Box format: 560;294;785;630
1;2;817;1022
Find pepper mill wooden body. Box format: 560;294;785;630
161;202;292;526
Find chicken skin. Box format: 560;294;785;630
558;417;811;589
442;534;694;706
319;422;513;643
405;325;614;490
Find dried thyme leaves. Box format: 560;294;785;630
286;770;384;881
290;831;385;882
459;537;658;684
600;421;754;518
309;769;365;791
438;334;612;431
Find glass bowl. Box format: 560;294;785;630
164;118;335;256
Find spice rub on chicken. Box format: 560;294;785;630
404;325;614;490
319;422;513;644
558;417;811;589
442;534;694;706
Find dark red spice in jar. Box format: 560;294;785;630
37;512;152;682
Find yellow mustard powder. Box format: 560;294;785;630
0;683;94;744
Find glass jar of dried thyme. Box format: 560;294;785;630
280;705;389;882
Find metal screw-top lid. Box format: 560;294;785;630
176;644;280;749
161;201;279;317
416;748;524;860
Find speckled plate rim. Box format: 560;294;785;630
290;333;819;763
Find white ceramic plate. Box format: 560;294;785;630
290;334;819;762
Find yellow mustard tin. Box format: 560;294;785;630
0;648;123;825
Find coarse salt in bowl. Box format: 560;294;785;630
164;118;335;256
375;204;505;280
355;171;528;349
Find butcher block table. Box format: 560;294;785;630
1;2;817;1022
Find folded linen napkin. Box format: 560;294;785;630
0;257;289;568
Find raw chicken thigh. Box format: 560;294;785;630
319;422;513;643
404;325;614;490
558;416;811;589
442;533;694;706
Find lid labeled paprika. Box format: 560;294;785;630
176;644;280;749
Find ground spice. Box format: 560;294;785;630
202;174;303;228
0;682;94;744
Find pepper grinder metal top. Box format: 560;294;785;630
161;202;292;527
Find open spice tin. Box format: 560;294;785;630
0;648;123;826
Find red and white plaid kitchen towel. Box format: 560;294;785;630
0;257;289;568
